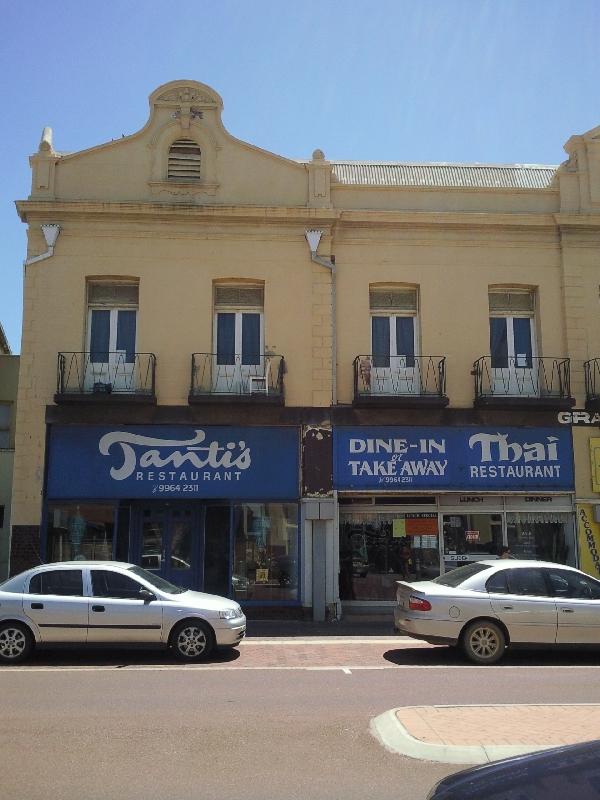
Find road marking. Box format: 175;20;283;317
3;663;600;673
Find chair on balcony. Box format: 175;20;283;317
358;357;372;392
248;357;271;395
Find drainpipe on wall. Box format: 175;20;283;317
23;224;61;267
304;229;336;405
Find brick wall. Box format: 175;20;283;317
9;525;42;576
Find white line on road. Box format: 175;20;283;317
2;663;600;673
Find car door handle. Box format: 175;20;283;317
92;605;105;612
31;602;44;610
561;608;575;613
502;606;514;610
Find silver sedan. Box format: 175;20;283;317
394;560;600;664
0;561;246;664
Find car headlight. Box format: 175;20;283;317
219;606;242;620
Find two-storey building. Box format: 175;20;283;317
0;322;19;580
11;80;600;618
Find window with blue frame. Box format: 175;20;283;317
46;503;116;562
232;503;299;602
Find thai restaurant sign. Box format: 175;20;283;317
334;427;574;492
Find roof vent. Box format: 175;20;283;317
168;139;201;181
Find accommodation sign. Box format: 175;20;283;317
47;425;299;500
334;426;574;491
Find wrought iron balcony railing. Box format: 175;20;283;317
353;355;447;402
190;353;284;400
56;352;156;398
473;356;573;405
584;358;600;404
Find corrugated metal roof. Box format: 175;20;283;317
329;162;558;190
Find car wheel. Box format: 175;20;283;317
170;620;214;662
462;620;506;665
0;622;34;665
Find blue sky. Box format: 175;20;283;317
1;0;598;353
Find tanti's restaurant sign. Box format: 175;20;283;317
47;425;299;500
334;427;574;491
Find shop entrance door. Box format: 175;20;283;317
134;505;198;590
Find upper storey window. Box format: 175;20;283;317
489;290;536;370
167;139;201;181
86;282;139;392
369;288;418;370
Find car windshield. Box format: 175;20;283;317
432;562;494;587
127;566;187;595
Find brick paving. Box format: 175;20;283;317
215;637;429;669
396;704;600;747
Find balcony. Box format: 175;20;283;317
584;359;600;411
473;356;574;409
189;353;285;404
353;355;449;407
55;352;156;403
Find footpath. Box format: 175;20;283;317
372;703;600;764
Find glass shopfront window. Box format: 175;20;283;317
232;503;299;602
442;513;503;571
507;512;576;566
339;512;440;601
47;503;115;562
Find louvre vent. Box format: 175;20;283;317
167;139;201;181
88;282;139;306
214;286;264;308
489;291;534;313
370;289;417;311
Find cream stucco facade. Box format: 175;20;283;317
11;80;600;609
0;349;19;579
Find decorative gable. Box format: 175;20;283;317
147;80;222;198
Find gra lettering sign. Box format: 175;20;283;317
558;410;600;425
334;427;574;491
47;425;299;500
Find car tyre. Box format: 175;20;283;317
461;620;506;665
170;620;214;662
0;622;34;665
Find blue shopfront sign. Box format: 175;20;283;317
334;427;574;492
47;425;299;500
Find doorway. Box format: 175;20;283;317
133;504;199;590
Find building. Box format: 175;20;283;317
0;322;19;580
11;79;600;617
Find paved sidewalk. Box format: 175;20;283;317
372;704;600;765
246;617;395;638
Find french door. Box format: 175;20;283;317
86;308;137;392
213;311;264;393
490;316;537;396
371;315;417;394
136;505;198;590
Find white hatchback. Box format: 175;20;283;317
0;561;246;664
394;560;600;664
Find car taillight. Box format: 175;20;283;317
409;596;432;611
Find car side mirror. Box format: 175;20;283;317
139;588;156;603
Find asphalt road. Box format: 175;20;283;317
3;639;600;800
